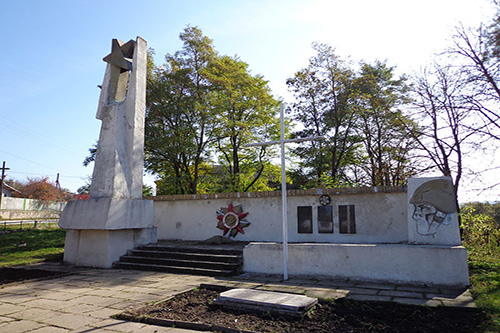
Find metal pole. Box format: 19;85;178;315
280;104;289;281
0;161;10;211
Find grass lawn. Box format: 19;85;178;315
0;226;65;267
466;249;500;332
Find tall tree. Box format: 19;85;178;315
287;44;418;188
145;26;217;194
447;11;500;140
206;55;280;192
145;26;281;194
408;64;478;195
287;43;360;188
352;61;418;186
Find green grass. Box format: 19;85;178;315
0;227;65;267
466;248;500;332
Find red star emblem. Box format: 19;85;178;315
216;203;250;237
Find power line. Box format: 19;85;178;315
0;113;73;152
7;170;86;179
0;149;61;172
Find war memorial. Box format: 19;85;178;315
59;37;469;288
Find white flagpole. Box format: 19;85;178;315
280;104;289;281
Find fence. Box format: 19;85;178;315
0;197;65;212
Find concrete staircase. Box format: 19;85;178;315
113;240;247;276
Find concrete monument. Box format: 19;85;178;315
59;37;157;268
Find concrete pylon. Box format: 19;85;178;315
59;37;157;268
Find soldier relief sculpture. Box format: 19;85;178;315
409;179;458;235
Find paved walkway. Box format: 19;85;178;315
0;263;475;332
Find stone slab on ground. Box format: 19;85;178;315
214;288;317;316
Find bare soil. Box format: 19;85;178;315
115;287;488;333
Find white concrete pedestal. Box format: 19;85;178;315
59;198;157;268
243;242;469;287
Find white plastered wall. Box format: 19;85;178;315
153;192;407;243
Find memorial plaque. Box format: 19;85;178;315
297;206;312;233
339;204;356;234
318;205;333;233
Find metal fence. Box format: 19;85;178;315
1;219;60;231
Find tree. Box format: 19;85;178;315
145;26;217;195
207;55;280;192
287;43;361;188
408;64;478;195
447;13;500;140
19;177;62;204
352;61;419;186
146;26;281;195
287;44;418;188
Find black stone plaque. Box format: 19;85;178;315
317;206;333;233
297;206;312;233
339;205;356;234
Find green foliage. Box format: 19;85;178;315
0;227;65;267
461;204;500;257
287;44;418;188
461;202;500;331
146;26;280;194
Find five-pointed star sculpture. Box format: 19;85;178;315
103;39;135;71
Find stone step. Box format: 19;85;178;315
118;255;242;270
137;244;244;256
127;249;242;263
113;240;246;276
112;261;236;276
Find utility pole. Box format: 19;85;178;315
0;161;10;211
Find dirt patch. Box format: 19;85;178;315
0;268;65;285
115;286;488;333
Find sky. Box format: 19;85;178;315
0;0;497;201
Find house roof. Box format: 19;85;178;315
3;182;22;194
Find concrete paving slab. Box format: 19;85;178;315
0;303;26;315
60;303;99;314
305;287;349;300
87;318;150;331
41;312;102;330
10;308;60;321
214;288;317;316
396;285;440;293
0;315;14;322
441;299;477;308
0;319;45;332
74;295;124;307
342;287;380;295
108;299;149;311
256;284;307;295
21;298;70;310
378;290;426;298
345;294;392;302
354;282;395;290
85;307;123;319
37;291;82;301
392;297;443;306
0;293;38;304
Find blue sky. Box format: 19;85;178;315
0;0;496;200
